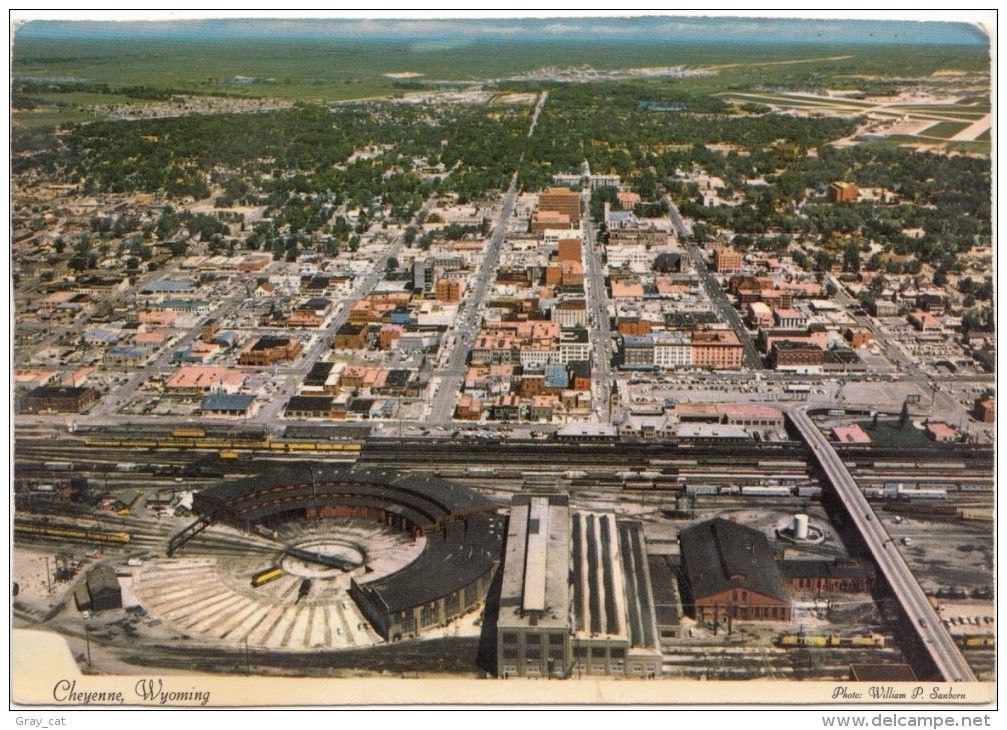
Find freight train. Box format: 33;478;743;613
775;633;886;648
83;436;362;454
14;520;131;545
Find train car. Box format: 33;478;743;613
685;484;718;496
796;486;823;498
958;482;994;493
14;521;131;545
219;451;239;460
718;485;741;495
897;486;947;500
777;634;833;647
172;428;206;439
84;438;122;448
740;486;794;497
777;633;884;648
961;512;994;523
758;460;806;469
884;501;958;519
920;461;966;471
251;567;283;588
959;635;995;649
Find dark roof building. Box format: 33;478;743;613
83;564;122;613
303;362;334;387
20;385;99;414
679;518;791;622
200;393;255;416
648;556;683;642
193;466;501;642
781;559;876;594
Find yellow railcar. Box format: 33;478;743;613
251;566;283;588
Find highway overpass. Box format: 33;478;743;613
787;405;976;682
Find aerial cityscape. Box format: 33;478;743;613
10;14;994;703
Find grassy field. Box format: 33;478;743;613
921;120;972;139
10;31;990;132
855;420;932;448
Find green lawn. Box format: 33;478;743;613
855;420;932;448
921;120;971;139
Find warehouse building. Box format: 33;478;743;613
679;518;791;623
496;494;663;679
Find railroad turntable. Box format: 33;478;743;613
131;465;502;650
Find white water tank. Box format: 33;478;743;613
793;513;810;540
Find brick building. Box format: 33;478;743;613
333;323;368;350
828;181;858;203
435;278;464;303
20;385;99;414
557;238;582;263
690;328;743;370
713;247;743;273
770;340;824;372
679;518;792;622
538;187;581;224
238;336;301;366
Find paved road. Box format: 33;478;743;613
580;188;613;422
664;195;763;369
788;405;976;682
254;217;429;427
427;91;549;423
427;177;520;422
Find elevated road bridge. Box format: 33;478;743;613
787;405;976;682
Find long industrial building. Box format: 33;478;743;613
496;494;663;679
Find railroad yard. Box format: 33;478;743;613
11;418;994;681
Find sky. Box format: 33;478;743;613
12;13;991;47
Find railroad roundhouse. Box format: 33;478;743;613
193;465;503;641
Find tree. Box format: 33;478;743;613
842;241;861;273
814;250;835;273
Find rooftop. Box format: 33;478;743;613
679;517;789;603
